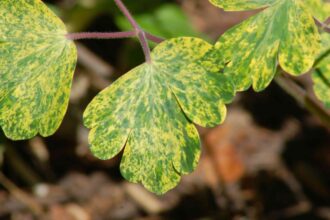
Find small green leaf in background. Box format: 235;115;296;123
115;4;204;39
312;33;330;108
0;0;77;140
210;0;320;91
83;37;235;194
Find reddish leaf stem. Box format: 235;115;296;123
66;31;136;40
114;0;152;63
114;0;139;30
66;0;165;63
137;31;152;63
145;33;165;44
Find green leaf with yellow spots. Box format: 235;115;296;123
209;0;277;11
0;0;77;140
209;0;330;15
312;33;330;108
210;0;320;91
304;0;330;21
83;37;235;194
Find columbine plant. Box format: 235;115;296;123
0;0;329;194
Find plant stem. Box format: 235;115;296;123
137;31;152;63
66;0;163;62
114;0;152;63
314;47;330;67
314;18;330;33
275;73;330;128
66;31;136;40
145;32;165;44
66;31;165;44
114;0;139;29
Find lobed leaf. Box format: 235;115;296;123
211;0;320;91
83;37;235;194
0;0;77;140
312;33;330;108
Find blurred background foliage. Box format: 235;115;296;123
0;0;330;220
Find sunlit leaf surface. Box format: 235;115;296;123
84;37;235;194
0;0;77;140
210;0;320;91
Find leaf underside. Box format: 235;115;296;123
211;0;320;92
0;0;77;140
83;37;235;194
312;33;330;108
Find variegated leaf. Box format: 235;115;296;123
210;0;330;15
211;0;320;91
83;37;235;194
312;33;330;108
209;0;277;10
0;0;77;140
304;0;330;21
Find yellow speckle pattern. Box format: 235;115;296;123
209;0;277;10
0;0;77;140
304;0;330;21
213;0;320;91
83;37;235;194
312;33;330;108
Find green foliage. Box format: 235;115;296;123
116;4;202;39
64;0;172;32
304;0;330;21
0;0;77;140
312;33;330;108
83;38;234;194
209;0;276;10
210;0;330;14
210;0;320;91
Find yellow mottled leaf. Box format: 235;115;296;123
209;0;277;10
304;0;330;21
83;37;235;194
213;0;320;91
0;0;77;140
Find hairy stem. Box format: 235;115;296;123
66;31;136;40
114;0;152;63
137;31;152;63
66;0;163;62
145;33;165;44
114;0;139;29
